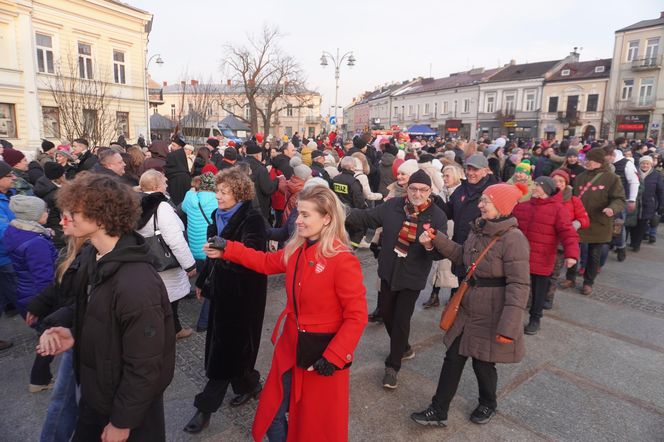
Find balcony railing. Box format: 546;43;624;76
304;116;319;124
624;96;656;109
631;55;662;71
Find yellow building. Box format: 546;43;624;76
0;0;152;151
154;79;323;140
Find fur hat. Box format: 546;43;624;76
206;138;220;148
224;147;238;161
245;140;262;155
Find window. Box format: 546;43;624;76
525;91;536;111
639;78;654;105
594;65;605;73
170;104;176;119
113;50;126;84
621;79;634;100
36;33;54;74
646;38;660;63
285;126;293;137
504;93;515;115
561;69;570;76
394;106;398;118
548;96;558;112
401;106;404;118
627;41;639;62
443;101;448;114
308;127;315;138
78;42;93;79
486;94;495;113
0;103;17;138
453;100;458;116
586;94;599;112
462;98;470;113
286;104;293;117
434;102;438;117
116;111;129;138
82;109;97;139
416;104;420;118
408;105;414;116
42;106;60;137
424;103;430;115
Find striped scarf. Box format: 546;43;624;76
394;198;432;258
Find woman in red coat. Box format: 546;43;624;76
546;169;589;307
512;176;579;335
202;185;367;442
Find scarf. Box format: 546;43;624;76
216;201;243;235
394;197;432;258
10;219;52;237
640;167;653;181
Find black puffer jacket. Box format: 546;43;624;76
378;153;396;197
78;233;175;429
33;176;65;248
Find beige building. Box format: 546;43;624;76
153;80;322;139
541;59;611;141
0;0;152;150
606;11;664;141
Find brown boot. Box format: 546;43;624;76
422;292;440;309
580;285;593;296
559;280;575;289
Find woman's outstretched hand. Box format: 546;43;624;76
36;327;74;356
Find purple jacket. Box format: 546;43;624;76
2;223;57;312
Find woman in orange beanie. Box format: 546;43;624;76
411;183;530;428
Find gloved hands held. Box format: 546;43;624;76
308;357;337;376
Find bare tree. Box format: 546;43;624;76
221;25;312;135
44;53;120;146
173;76;223;141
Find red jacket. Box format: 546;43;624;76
269;167;286;211
223;240;367;442
512;191;580;276
561;187;590;230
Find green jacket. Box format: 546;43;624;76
573;166;625;244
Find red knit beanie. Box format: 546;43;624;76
3;149;25;167
483;183;529;216
551;169;570;185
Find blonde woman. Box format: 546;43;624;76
201;186;367;442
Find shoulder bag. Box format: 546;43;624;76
142;210;180;272
439;235;501;331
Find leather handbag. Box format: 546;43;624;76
142;211;180;272
439;235;502;331
291;248;350;370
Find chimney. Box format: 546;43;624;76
191;79;199;86
510;59;517;65
226;79;231;86
661;11;664;18
162;81;167;86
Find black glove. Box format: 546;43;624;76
312;357;337;376
207;236;227;251
369;242;381;259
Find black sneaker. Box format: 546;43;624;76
470;405;495;424
401;347;415;361
382;367;398;389
617;248;626;262
543;299;553;310
524;318;540;335
411;406;448;427
368;307;383;323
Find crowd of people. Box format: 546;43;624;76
0;129;663;441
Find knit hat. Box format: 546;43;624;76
418;153;435;163
9;195;46;222
639;155;654;164
294;164;312;180
466;153;489;169
397;159;419;176
0;161;11;177
566;148;579;158
201;164;218;175
41;139;56;153
3;149;25;167
171;133;186;148
224;147;238;161
311;150;325;160
352;135;368;150
515;161;532;175
245;140;262;155
44;161;65;180
407;169;432;188
535;176;556;196
206;138;219;148
306;140;317;150
198;172;216;192
550;169;570;185
384;143;399;156
585;147;606;164
482;183;528;216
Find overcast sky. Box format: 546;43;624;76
131;0;661;115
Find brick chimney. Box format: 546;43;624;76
162;81;167;86
191;80;198;86
180;80;186;87
227;79;231;86
661;11;664;18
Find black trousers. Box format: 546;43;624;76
194;369;261;413
379;280;419;371
628;218;650;249
546;249;576;302
583;243;604;287
529;274;551;320
432;335;497;416
171;300;182;333
72;396;165;442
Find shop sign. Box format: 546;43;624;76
617;114;648;131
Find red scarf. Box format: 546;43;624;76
394;198;432;258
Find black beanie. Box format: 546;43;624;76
41;139;55;152
407;169;432;188
384;143;398;156
206;138;219;148
245;140;262;155
353;135;367;150
44;161;65;180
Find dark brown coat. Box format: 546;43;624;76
432;216;530;363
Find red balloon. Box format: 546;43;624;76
256;132;264;143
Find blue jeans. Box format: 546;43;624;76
40;349;78;442
266;370;292;442
611;209;627;249
0;263;17;314
580;243;609;269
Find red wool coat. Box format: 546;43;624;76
512;192;580;276
223;240;367;442
561;187;590;230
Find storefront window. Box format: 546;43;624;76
0;103;17;138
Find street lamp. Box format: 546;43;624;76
320;48;355;131
145;53;164;142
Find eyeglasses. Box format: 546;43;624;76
478;197;493;206
407;185;431;194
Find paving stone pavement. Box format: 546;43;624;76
1;231;663;441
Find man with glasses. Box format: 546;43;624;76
346;169;447;389
445;153;498;284
0;160;17;350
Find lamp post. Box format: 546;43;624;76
145;53;164;142
320;48;355;130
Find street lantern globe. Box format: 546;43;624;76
320;54;328;66
347;54;356;67
156;56;164;65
